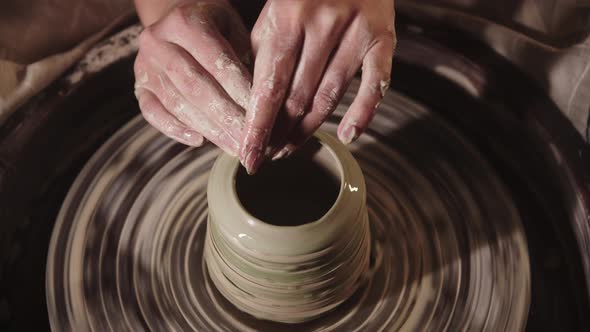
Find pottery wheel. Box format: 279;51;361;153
46;79;530;331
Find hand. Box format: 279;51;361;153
133;0;252;155
240;0;396;173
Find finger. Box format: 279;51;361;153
240;30;303;174
268;12;349;156
135;88;204;147
150;3;252;108
147;70;241;155
276;27;362;158
190;0;253;68
137;31;246;154
134;47;241;155
338;34;394;144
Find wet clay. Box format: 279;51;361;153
235;140;340;226
205;132;371;323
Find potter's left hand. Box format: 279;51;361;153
240;0;396;174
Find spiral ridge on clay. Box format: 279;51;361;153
204;214;371;323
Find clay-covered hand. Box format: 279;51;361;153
241;0;396;173
133;0;252;155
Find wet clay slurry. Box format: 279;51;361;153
235;141;340;226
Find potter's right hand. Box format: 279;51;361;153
133;0;252;155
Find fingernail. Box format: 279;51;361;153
272;147;292;161
183;130;204;146
267;146;280;158
244;148;263;175
340;125;360;145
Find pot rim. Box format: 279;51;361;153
229;132;346;231
207;131;367;255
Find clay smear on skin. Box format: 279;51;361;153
181;62;197;80
215;53;241;73
184;1;250;109
264;53;285;92
171;54;247;148
157;74;185;116
155;73;242;153
134;72;149;89
209;99;245;130
243;90;272;159
254;4;278;42
166;64;244;132
241;92;271;163
318;85;340;119
246;52;286;125
145;109;189;142
246;4;306;154
214;53;250;109
368;79;390;98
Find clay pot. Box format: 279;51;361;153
205;131;371;323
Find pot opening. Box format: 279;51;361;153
235;138;342;227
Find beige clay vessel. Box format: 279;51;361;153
205;131;371;323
